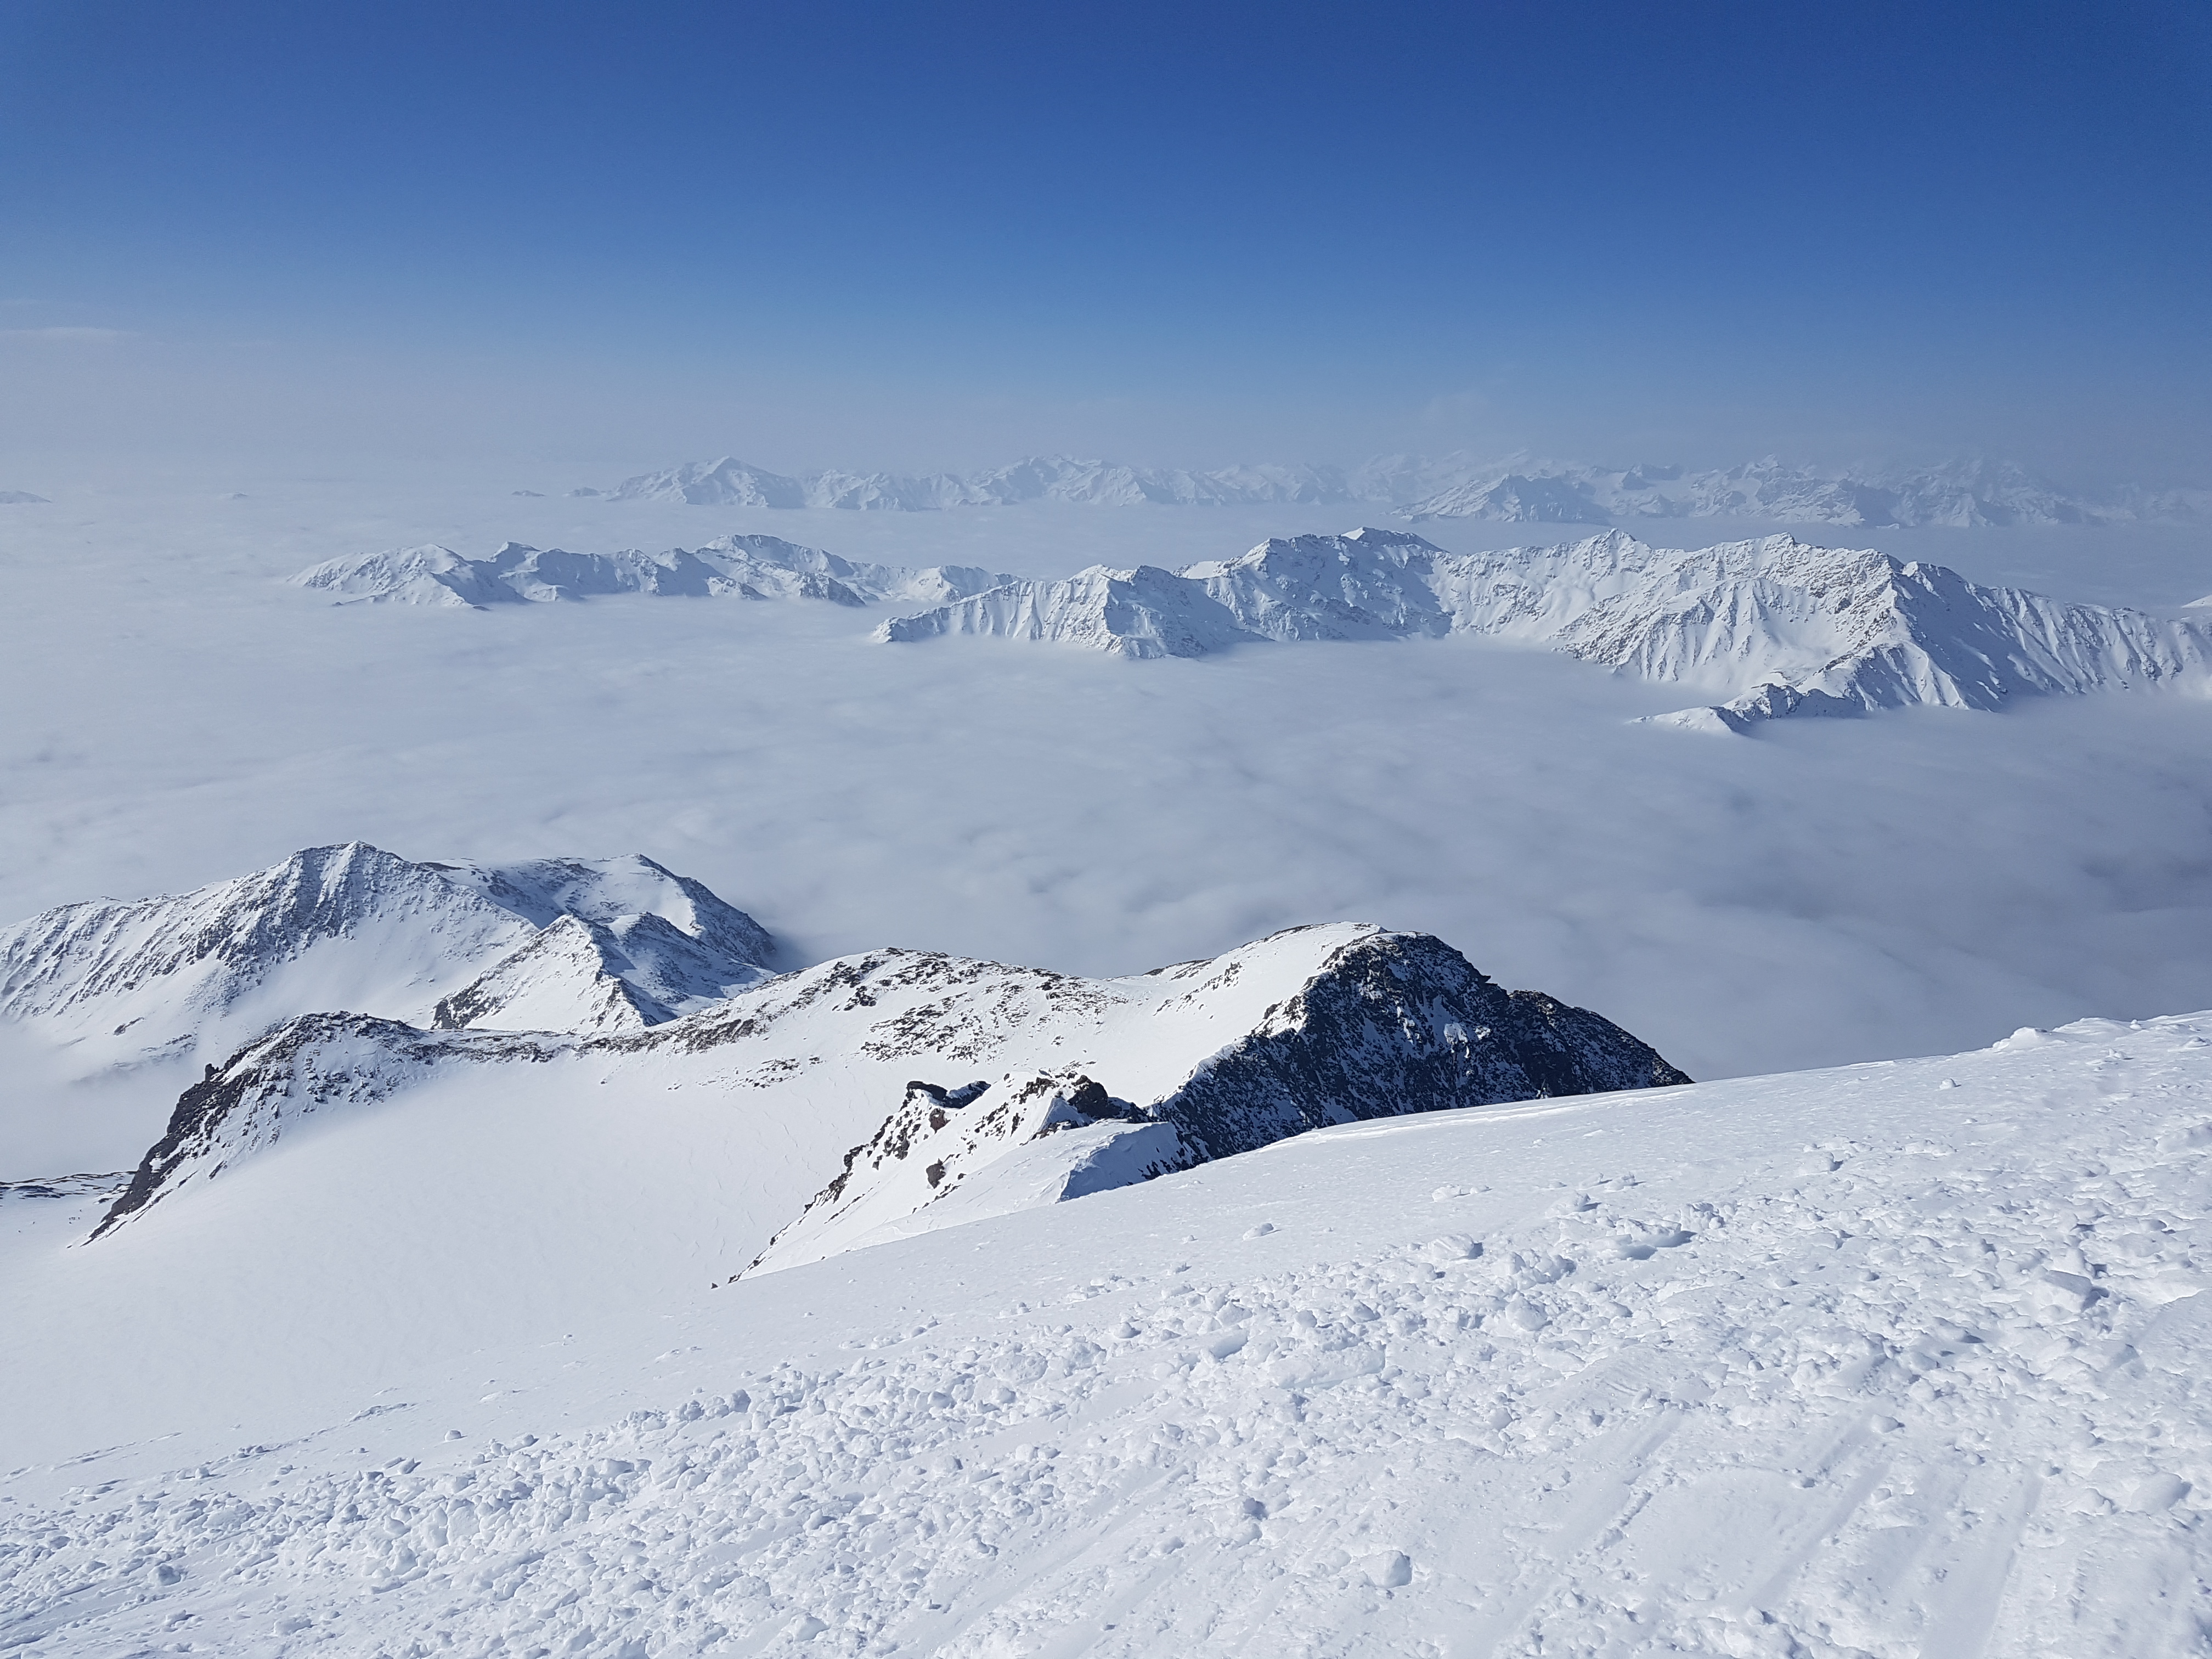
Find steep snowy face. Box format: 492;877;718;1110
1186;527;1455;641
291;535;1011;611
0;847;774;1168
877;527;2212;729
90;922;1686;1269
874;565;1260;658
0;843;537;1083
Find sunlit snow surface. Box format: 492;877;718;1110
4;1012;2211;1655
5;473;2212;1655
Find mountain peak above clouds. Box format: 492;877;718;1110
291;535;1012;610
0;844;774;1171
876;527;2212;731
571;452;2206;525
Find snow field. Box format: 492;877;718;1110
5;1013;2211;1655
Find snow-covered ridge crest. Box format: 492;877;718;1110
880;527;2212;729
0;843;775;1110
291;534;1010;610
92;922;1688;1258
577;451;2209;526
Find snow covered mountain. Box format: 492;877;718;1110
9;998;2212;1656
880;528;2212;729
575;452;2207;525
0;844;774;1169
90;923;1686;1265
0;488;50;505
291;534;1009;609
591;454;1362;511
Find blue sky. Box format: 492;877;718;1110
2;1;2207;478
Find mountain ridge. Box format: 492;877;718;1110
878;528;2212;729
574;452;2211;527
87;922;1688;1268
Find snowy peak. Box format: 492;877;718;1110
878;527;2212;728
291;535;1011;611
1187;527;1456;641
0;844;774;1115
873;565;1261;659
426;852;775;970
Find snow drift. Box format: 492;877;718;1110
881;527;2212;729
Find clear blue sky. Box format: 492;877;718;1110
2;0;2206;478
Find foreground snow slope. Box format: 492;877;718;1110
881;528;2211;729
4;1010;2210;1656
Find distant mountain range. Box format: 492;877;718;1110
295;523;2212;733
572;453;2211;527
293;533;1009;610
878;528;2212;732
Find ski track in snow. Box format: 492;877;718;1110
7;1014;2212;1656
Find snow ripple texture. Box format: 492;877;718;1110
7;1013;2212;1655
879;528;2212;729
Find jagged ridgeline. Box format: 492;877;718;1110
292;527;2212;735
0;842;779;1177
876;529;2212;731
74;909;1686;1273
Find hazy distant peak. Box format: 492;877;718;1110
574;453;2205;526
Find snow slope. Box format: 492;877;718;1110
291;535;1009;610
4;1008;2210;1656
0;845;773;1173
882;528;2212;729
583;451;2209;526
88;923;1685;1260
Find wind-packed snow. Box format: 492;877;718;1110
292;534;1008;610
583;452;2210;527
879;528;2212;729
0;845;772;1173
5;1009;2212;1655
